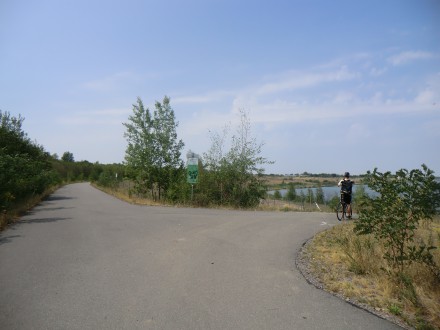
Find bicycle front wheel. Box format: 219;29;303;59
336;202;344;221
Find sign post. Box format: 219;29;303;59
186;151;199;200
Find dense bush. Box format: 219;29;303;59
196;109;271;208
0;110;127;221
0;111;60;211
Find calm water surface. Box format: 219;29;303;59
270;184;376;202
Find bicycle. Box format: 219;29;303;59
336;195;352;221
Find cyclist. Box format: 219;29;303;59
338;172;354;219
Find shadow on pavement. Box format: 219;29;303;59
0;234;22;245
44;195;76;201
23;217;71;224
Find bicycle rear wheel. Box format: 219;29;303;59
336;202;344;221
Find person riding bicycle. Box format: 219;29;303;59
338;172;354;219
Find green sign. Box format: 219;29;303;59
187;158;198;184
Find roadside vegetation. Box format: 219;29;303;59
120;96;272;208
0;110;124;229
3;101;440;329
301;165;440;329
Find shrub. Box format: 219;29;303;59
354;165;440;275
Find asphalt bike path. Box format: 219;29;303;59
0;183;402;329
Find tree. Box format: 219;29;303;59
61;151;74;162
198;126;230;205
353;183;368;212
200;109;273;207
354;165;440;275
123;96;184;200
273;190;282;200
0;110;58;211
152;96;185;200
285;182;296;201
123;97;156;196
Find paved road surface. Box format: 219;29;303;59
0;183;401;329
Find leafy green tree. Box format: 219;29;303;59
98;169;116;188
354;165;440;275
0;111;58;211
273;190;282;200
353;183;368;212
152;96;185;200
200;109;272;208
123;97;155;196
285;182;297;201
61;151;74;162
199;126;230;205
123;96;184;200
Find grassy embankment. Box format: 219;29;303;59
94;175;347;212
264;174;342;190
301;219;440;330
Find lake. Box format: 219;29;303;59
269;177;439;203
269;184;376;202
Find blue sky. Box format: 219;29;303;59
1;0;439;175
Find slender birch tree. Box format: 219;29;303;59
123;96;184;200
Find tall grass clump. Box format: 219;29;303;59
308;220;440;329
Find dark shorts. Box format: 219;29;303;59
341;193;351;204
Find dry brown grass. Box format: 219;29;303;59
303;219;440;329
92;184;165;207
95;182;329;212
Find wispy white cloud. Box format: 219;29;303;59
81;71;142;92
181;89;438;138
171;54;440;162
369;67;387;76
255;66;358;95
173;90;234;104
388;50;434;66
176;56;440;137
56;108;129;126
85;108;131;116
415;72;440;105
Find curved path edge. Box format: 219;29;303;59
295;237;410;330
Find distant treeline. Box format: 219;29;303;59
1;103;273;220
0;110;123;217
